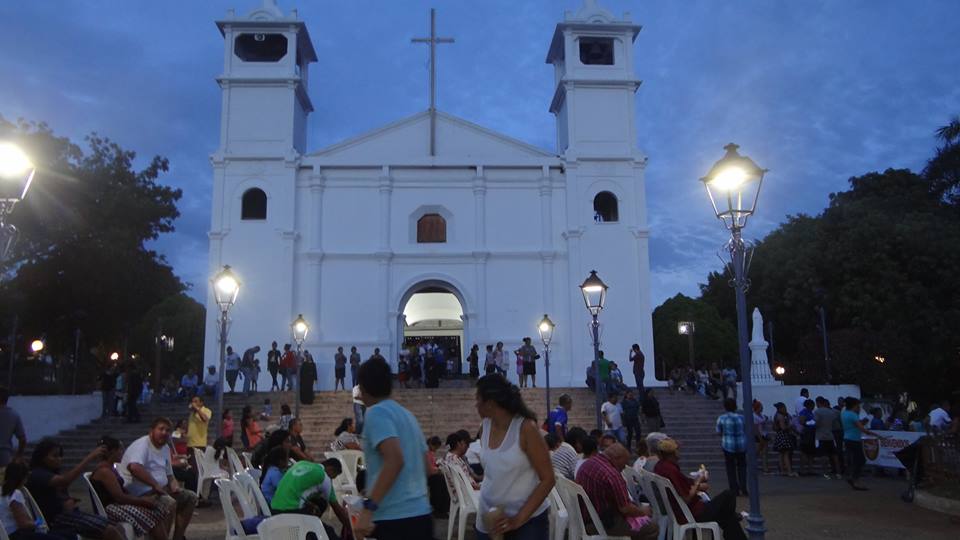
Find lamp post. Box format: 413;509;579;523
291;314;309;418
212;265;240;437
678;321;695;369
701;143;767;539
579;270;608;430
0;142;36;264
537;314;555;418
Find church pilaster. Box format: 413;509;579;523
473;168;488;335
375;251;393;358
561;227;586;386
379;166;393;251
539;166;555;316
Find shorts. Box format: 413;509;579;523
335;367;345;378
817;440;837;456
523;361;536;375
52;509;111;538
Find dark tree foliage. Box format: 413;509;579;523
651;293;737;376
0;118;187;374
129;293;206;388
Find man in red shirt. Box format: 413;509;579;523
653;438;746;540
280;344;297;391
576;443;658;539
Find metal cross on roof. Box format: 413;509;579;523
411;8;454;156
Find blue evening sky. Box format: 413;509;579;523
1;1;958;307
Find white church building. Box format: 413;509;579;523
204;0;658;390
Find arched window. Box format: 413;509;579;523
593;191;619;222
241;188;267;220
417;213;446;243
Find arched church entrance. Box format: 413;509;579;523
397;280;467;386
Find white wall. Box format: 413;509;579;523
10;393;102;440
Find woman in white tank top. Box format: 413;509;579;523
474;375;555;539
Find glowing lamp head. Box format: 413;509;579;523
774;365;785;376
700;143;767;230
579;270;608;316
678;321;695;335
537;314;555;347
291;314;309;344
0;142;36;203
29;339;43;353
874;355;886;364
212;265;240;312
110;352;120;361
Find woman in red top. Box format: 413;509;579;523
653;438;746;540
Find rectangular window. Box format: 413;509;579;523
417;214;446;243
579;37;614;65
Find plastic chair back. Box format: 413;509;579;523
215;478;257;540
226;447;246;475
82;472;108;516
548;487;569;540
234;470;272;517
256;514;329;540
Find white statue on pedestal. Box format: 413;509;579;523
750;308;779;386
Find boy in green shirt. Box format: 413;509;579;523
271;459;353;539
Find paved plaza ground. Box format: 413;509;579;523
152;470;957;540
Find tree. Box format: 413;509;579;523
652;293;737;375
925;115;960;205
0;118;187;387
129;293;206;388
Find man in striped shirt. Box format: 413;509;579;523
715;398;747;496
545;433;578;480
576;443;658;539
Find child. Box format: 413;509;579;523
397;357;409;388
1;462;64;540
260;399;272;421
279;404;293;431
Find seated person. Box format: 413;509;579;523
270;459;351;540
178;371;198;399
1;462;66;540
576;443;658;540
90;436;169;540
250;430;292;469
119;418;199;540
575;436;598;478
259;447;291;505
332;418;361;451
545;433;578;481
288;418;315;462
26;440;124;540
202;367;218;397
653;438;746;540
442;432;479;508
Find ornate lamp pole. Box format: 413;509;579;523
579;270;608;430
291;314;309;418
0;142;35;264
537;314;555;418
701;143;767;539
212;265;240;436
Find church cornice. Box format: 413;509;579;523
549;78;642;114
302;250;564;263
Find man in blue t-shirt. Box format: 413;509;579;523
548;394;572;440
841;397;884;491
354;357;432;540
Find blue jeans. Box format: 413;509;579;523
477;509;549;540
605;427;626;444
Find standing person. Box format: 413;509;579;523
597;351;611;398
483;345;496;376
602;394;624;443
842;397;884;491
27;440;124;540
721;367;738;401
473;374;555;539
515;338;540;389
493;342;508;379
334;346;347;391
368;348;386;363
90;436;170;540
716;398;747;496
252;360;261;392
353;357;433;540
621;390;642;452
224;346;241;394
752;400;771;474
349;346;362;388
547;394;573;440
814;397;842;479
576;443;658;539
797;399;818;476
468;344;480;379
279;344;296;392
0;387;26;476
126;366;143;424
628;344;645;395
99;365;117;418
640;390;663;436
240;346;259;396
299;352;317;405
772;402;797;477
267;341;281;391
119;418;199;540
794;388;810;415
186;397;211;453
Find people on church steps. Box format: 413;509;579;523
349;346;362;388
514;337;540;388
266;341;281;392
333;346;347;391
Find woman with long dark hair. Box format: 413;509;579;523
474;374;554;539
332;418;361;451
89;436;169;540
0;462;65;540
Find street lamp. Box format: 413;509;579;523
291;313;309;417
874;355;886;364
110;352;120;362
701;142;768;539
212;265;240;436
677;321;695;369
580;270;608;430
774;365;785;377
537;314;555;418
29;340;43;354
0;142;36;263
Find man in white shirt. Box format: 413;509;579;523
120;417;197;540
601;393;625;443
202;366;218;396
928;401;953;430
224;346;241;393
795;388;810;415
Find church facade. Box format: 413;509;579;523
204;0;658;390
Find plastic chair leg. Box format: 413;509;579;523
447;506;458;540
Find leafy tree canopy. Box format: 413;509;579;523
651;293;737;376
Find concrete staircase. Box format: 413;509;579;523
34;385;727;471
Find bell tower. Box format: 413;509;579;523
215;0;317;157
545;0;642;160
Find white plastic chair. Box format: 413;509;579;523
324;452;358;496
226;446;247;475
548;486;569;540
554;476;630;540
195;446;230;500
437;463;460;540
635;469;670;540
215;478;259;540
622;467;645;506
446;461;479;540
256;514;329;540
19;488;50;533
234;471;272;517
241;451;254;468
245;466;262;482
649;475;722;540
82;472;109;516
